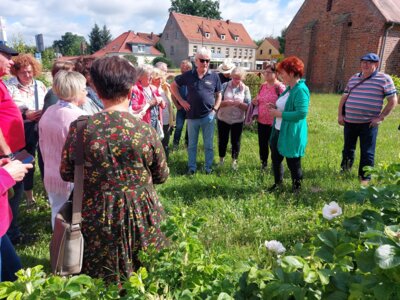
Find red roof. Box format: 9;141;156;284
92;31;162;58
265;38;280;51
136;32;160;45
171;12;256;48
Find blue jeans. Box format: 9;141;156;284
0;235;22;282
187;113;216;172
173;109;188;147
341;122;378;180
7;181;24;241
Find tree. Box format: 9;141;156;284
53;32;86;56
9;33;35;54
123;54;138;66
154;41;166;56
278;27;287;54
152;56;174;68
169;0;221;19
41;47;56;71
253;38;264;47
88;24;112;54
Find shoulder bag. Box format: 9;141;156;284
50;116;88;276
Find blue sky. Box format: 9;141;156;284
0;0;304;46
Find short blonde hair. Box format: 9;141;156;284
53;71;86;101
136;64;154;81
231;67;246;80
151;67;165;80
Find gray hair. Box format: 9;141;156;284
195;47;211;59
231;67;246;80
154;61;168;73
180;59;193;70
53;70;86;101
136;64;154;80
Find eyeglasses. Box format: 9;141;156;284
199;58;210;63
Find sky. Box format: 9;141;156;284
0;0;304;47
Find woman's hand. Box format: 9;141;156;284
268;105;282;118
2;160;33;182
25;110;42;122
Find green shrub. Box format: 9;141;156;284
391;74;400;93
152;56;175;68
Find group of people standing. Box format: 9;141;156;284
0;41;397;285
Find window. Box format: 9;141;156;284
269;49;272;55
205;32;210;38
239;49;242;57
217;47;221;54
211;47;215;53
260;49;263;55
175;32;179;39
193;45;198;54
233;48;237;57
221;34;225;40
244;49;248;57
165;33;169;40
326;0;333;12
170;46;174;55
225;48;230;57
138;45;145;53
234;36;239;41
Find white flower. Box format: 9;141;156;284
322;201;343;220
264;240;286;254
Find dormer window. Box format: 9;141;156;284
205;32;210;39
221;34;225;40
234;36;239;41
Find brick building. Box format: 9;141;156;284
285;0;400;92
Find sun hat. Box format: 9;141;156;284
217;59;235;74
360;53;379;62
0;44;19;56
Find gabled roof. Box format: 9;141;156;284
136;32;160;45
92;31;162;58
371;0;400;24
263;38;280;51
170;12;256;48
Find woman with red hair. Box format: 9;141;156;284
268;56;310;193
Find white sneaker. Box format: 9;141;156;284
232;160;238;170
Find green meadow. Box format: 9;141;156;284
16;93;400;272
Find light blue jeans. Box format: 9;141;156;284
187;112;216;172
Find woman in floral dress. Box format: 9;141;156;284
60;56;169;284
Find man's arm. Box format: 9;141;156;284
170;81;190;111
214;92;222;110
337;94;347;126
370;93;398;127
0;128;11;156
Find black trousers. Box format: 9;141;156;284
162;124;172;160
217;120;244;159
270;129;302;184
23;121;39;191
257;122;273;166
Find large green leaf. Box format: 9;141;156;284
280;256;304;273
375;244;400;269
355;248;376;272
335;243;355;258
318;229;338;248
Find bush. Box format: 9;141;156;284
391;74;400;93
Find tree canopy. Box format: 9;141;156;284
169;0;221;19
53;32;87;56
278;27;287;54
88;23;112;54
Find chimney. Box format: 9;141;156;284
150;32;153;39
226;19;230;24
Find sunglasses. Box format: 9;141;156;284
199;58;210;63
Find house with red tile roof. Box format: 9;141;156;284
285;0;400;92
255;37;281;69
160;12;257;70
92;30;162;65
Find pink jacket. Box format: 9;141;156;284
131;82;165;125
0;167;15;237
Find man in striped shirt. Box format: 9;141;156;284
338;53;397;184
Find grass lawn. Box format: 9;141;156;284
16;93;400;273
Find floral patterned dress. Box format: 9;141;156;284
60;111;169;284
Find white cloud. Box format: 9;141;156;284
0;0;303;46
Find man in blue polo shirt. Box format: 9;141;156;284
171;47;222;174
338;53;397;184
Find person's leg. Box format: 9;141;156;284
37;145;44;181
173;109;186;148
1;235;22;282
23;122;38;205
270;130;284;186
187;118;200;173
287;157;303;192
7;181;24;242
257;122;269;169
340;122;359;172
217;119;230;163
161;124;171;160
358;124;378;181
48;192;71;230
231;122;244;160
202;114;216;173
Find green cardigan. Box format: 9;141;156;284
276;79;310;158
